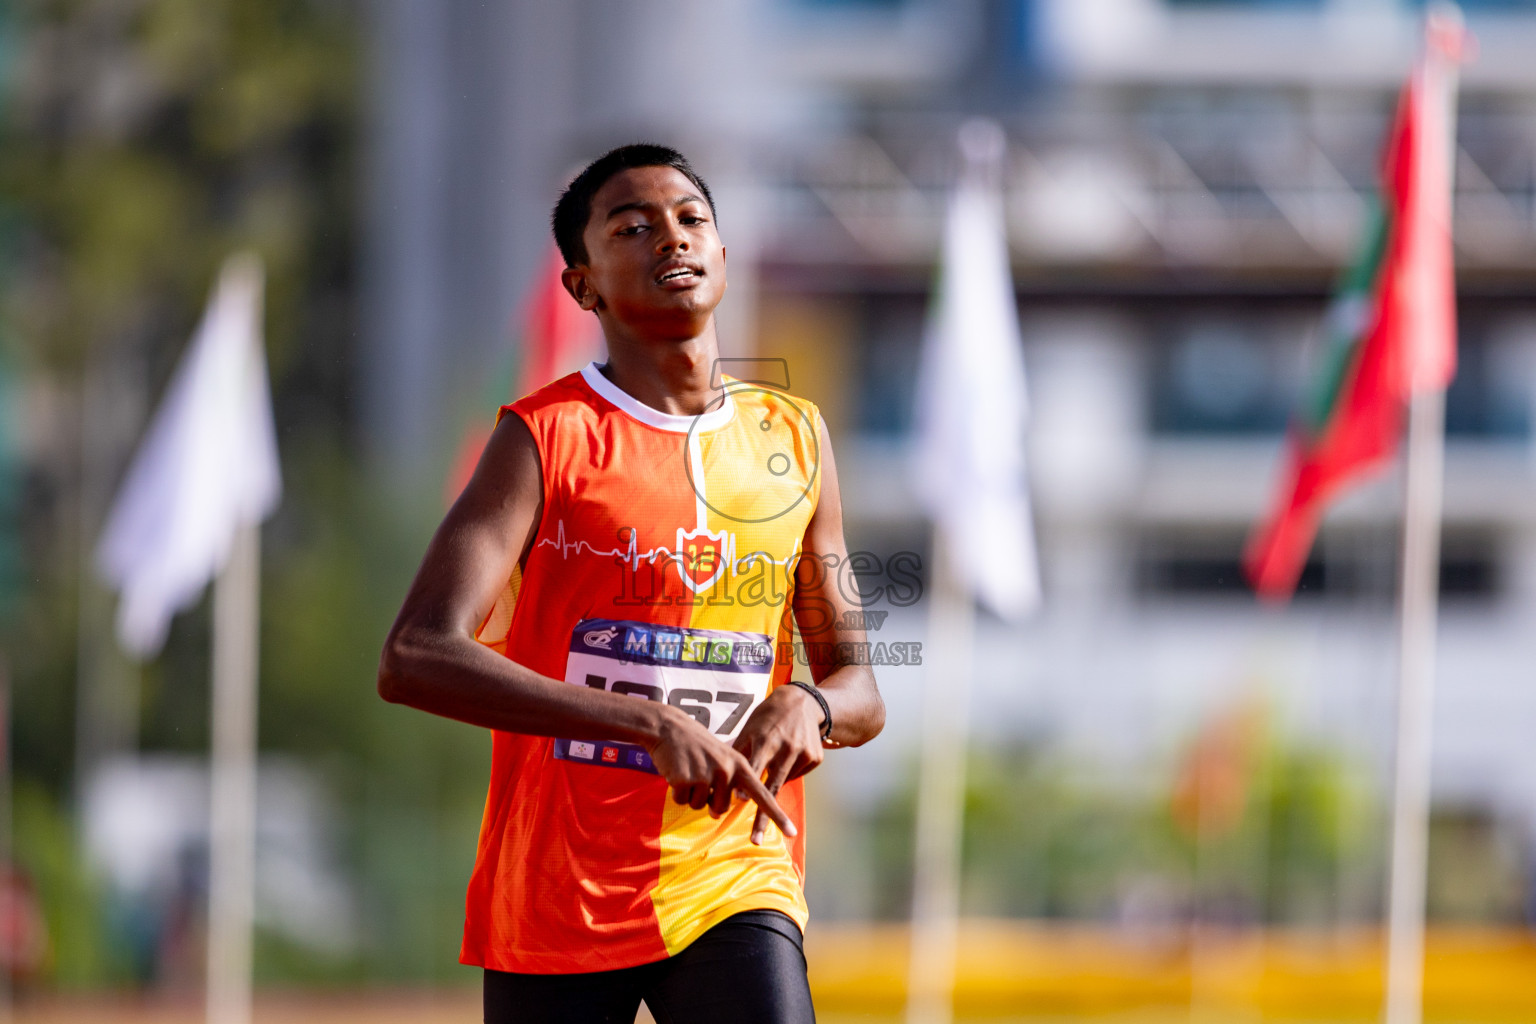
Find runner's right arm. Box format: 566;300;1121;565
377;411;795;838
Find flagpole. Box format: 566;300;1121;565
207;521;261;1024
1382;387;1445;1024
906;117;1035;1024
1384;11;1459;1023
906;528;974;1024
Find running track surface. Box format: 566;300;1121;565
9;923;1536;1023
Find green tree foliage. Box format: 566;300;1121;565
0;0;357;375
1;0;498;983
858;733;1383;927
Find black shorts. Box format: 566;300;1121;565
482;910;815;1024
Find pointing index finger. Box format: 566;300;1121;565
734;767;796;842
751;755;797;844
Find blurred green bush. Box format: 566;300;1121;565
847;729;1527;931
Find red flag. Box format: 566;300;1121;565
1244;22;1464;600
514;248;602;398
445;249;601;502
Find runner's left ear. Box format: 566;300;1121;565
561;265;600;311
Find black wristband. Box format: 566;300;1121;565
784;679;833;743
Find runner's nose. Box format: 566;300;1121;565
657;218;690;254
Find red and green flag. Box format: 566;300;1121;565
1245;27;1464;600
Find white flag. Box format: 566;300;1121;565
911;120;1041;622
97;253;282;658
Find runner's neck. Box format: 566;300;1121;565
598;333;720;417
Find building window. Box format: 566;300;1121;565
1150;317;1302;435
853;295;925;437
1445;328;1532;440
1168;0;1536;9
1150;310;1535;441
1165;0;1326;8
788;0;907;8
1135;529;1501;600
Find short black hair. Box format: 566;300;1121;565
551;143;717;267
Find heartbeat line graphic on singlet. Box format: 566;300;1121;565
534;519;802;576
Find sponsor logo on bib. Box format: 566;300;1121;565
584;625;620;649
623;627;651;656
655;632;682;660
554;618;777;774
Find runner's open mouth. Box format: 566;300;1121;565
655;261;704;285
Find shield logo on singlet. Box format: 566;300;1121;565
674;525;733;594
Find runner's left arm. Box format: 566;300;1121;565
734;420;886;841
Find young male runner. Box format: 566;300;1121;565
378;144;885;1024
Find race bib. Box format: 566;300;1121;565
552;618;776;774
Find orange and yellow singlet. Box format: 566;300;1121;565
460;363;823;974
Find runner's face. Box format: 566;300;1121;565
571;166;726;335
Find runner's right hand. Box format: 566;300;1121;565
646;710;797;844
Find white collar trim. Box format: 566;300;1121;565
580;361;735;433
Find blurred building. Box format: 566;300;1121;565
362;0;1536;915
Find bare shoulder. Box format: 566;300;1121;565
387;410;545;645
457;409;543;526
